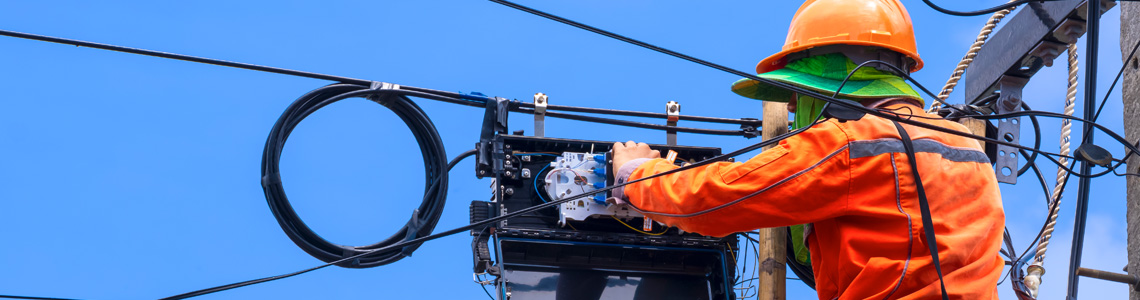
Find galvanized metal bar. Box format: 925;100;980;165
963;0;1112;104
995;76;1028;184
533;93;548;137
1076;267;1140;288
666;101;680;146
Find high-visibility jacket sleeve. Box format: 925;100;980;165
623;120;853;237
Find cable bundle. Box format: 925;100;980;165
261;83;449;268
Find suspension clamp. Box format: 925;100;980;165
366;81;401;104
738;118;760;139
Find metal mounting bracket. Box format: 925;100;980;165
963;0;1113;104
533;93;547;137
995;76;1027;184
476;97;511;179
666;101;680;146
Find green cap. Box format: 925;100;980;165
730;53;923;105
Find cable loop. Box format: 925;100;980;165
261;84;449;269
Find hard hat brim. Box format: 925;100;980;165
730;66;922;104
755;40;924;74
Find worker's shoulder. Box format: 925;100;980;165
834;107;982;150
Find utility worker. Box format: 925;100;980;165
611;0;1005;299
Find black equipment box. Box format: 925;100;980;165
470;135;738;300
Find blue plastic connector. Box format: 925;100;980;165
593;167;605;176
593;193;606;204
593;182;605;189
457;91;491;102
593;154;606;163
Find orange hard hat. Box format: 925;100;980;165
756;0;923;74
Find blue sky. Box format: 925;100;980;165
0;1;1133;299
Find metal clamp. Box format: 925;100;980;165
366;81;401;104
994;76;1027;184
534;93;548;137
476;97;511;179
473;273;494;285
666;101;680;146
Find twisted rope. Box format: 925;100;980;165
927;1;1016;113
1033;42;1078;267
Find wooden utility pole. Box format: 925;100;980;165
958;118;988;149
757;101;789;300
1121;2;1140;299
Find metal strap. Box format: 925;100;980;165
534;93;548;137
666;101;680;146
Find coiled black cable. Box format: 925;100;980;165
261;83;450;268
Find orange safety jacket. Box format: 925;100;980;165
620;103;1005;300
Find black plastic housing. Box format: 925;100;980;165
472;135;737;300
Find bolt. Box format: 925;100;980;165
505;171;513;177
1001;96;1022;112
479;170;486;175
1036;48;1060;67
505;188;514;196
521;169;532;178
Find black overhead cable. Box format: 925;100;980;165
1093;37;1140;121
485;2;1140;300
0;28;766;127
0;1;1136;299
515;102;764;126
0;7;1131;157
0;29;369;84
487;0;1140;164
513;108;756;136
920;0;1060;17
160;117;824;299
1066;0;1101;297
0;295;81;300
0;22;1126;159
0;17;1114;162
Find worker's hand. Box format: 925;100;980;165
612;141;660;170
